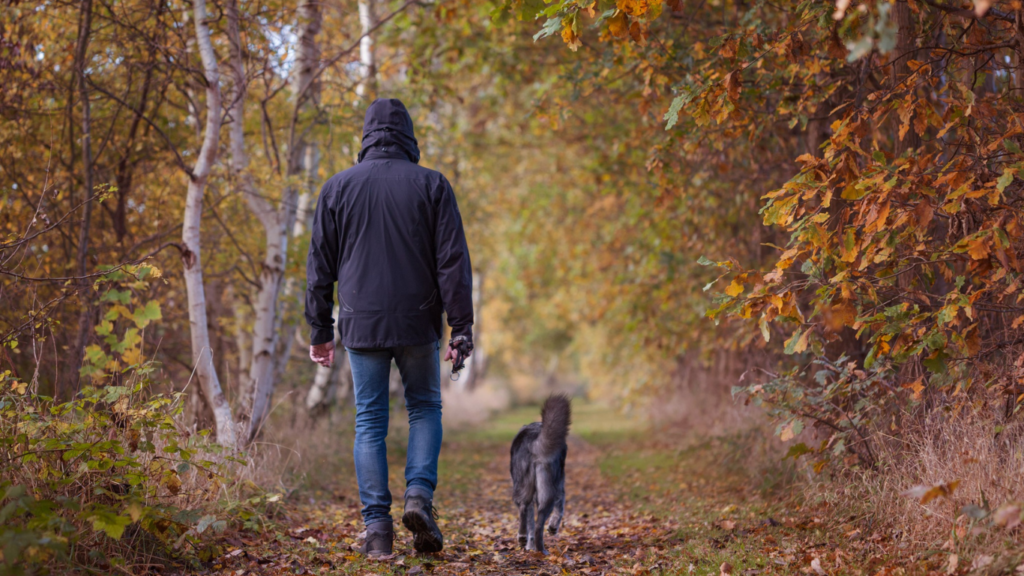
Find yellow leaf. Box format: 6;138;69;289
793;329;810;353
617;0;652;16
966;236;990;260
725;279;744;297
780;420;799;442
122;347;145;367
903;378;925;401
607;11;628;37
561;27;581;51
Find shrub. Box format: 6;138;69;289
0;265;247;574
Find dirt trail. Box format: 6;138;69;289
209;408;680;576
426;435;676;575
208;404;966;576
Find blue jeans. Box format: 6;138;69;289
347;341;442;526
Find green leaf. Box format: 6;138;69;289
783;329;804;354
664;94;687;130
996;167;1015;194
864;344;878;369
132;301;162;329
196;514;218;534
101;289;131;305
922;350;949;374
1004;139;1022;155
90;510;132;540
533;17;561;41
784;442;813;460
846;35;874;62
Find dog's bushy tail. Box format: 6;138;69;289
537;394;571;459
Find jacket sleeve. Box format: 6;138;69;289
305;183;340;346
434;176;474;340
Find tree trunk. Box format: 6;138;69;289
464;270;486;390
244;0;322;445
891;0;920;156
271;142;319;393
226;0;280;426
66;0;94;400
233;295;253;405
357;0;378;99
1016;12;1024;95
182;0;237;448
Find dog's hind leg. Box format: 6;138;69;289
531;466;556;554
547;477;565;536
519;501;535;549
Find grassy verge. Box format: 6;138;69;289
207;401;1020;576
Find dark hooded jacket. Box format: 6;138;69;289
304;99;473;348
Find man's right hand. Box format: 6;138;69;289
310;341;335;368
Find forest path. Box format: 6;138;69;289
209;403;924;576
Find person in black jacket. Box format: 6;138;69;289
305;99;473;557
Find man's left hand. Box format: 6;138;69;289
310;341;335;368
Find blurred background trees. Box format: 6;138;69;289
4;0;1024;466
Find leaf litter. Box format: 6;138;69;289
193;416;1001;576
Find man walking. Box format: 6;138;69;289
305;99;473;556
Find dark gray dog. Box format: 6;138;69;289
509;395;571;554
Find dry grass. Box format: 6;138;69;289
646;350;768;435
643;351;1024;569
811;408;1024;568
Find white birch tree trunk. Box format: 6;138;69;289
182;0;236;448
244;0;322;444
226;0;283;428
356;0;377;99
232;295;253;402
272;142;319;388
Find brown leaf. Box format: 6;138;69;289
724;71;741;103
164;471;182;495
993;502;1022;529
945;554;958;575
720;561;734;576
628;21;648;45
902;480;960;504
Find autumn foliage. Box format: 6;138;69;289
506;0;1024;473
4;0;1024;570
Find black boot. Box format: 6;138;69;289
360;520;394;557
402;494;443;553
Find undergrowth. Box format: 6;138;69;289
0;265;278;575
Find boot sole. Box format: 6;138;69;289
402;509;443;553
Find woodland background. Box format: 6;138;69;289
2;0;1024;572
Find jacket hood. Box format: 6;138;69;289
357;98;420;164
